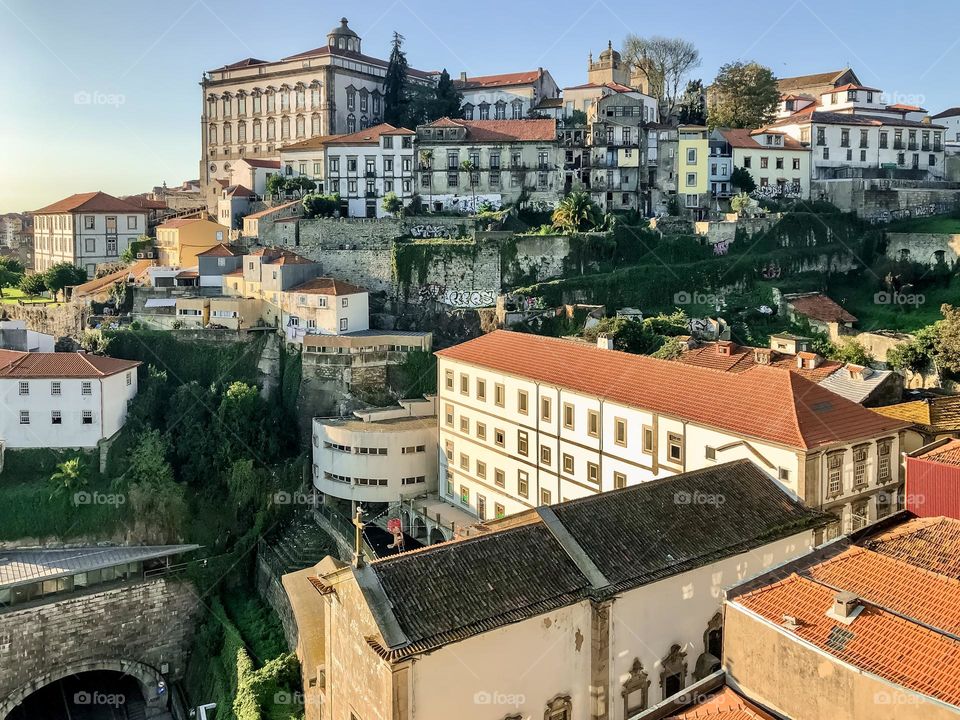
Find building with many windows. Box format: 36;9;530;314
415;117;559;211
32;192;148;277
714;128;812;199
454;68;560;121
435;330;907;533
199;17;433;200
0;350;139;448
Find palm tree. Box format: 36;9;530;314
460;159;478;214
49;457;89;498
551;191;603;234
419;150;434;211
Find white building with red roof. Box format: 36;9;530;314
453;68;560;122
32;192;148;277
0;351;140;448
712;128;812;199
200;17;434;197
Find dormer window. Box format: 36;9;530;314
847;90;857;102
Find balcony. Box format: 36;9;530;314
365;171;376;178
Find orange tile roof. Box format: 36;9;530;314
157;218;202;230
196;243;241;258
677;342;842;381
916;439;960;467
807;546;960;635
248;247;315;265
280;134;346;151
667;687;776;719
289;277;366;296
71;260;154;298
864;517;960;578
455;69;544;90
785;294;857;324
887;103;926;112
243;200;301;221
823;83;882;94
737;573;960;708
0;353;140;379
242;158;281;169
436;331;906;450
423;118;557;143
34;191;146;215
324;123;415;146
720;128;808;151
0;349;25;370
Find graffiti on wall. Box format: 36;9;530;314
751;182;802;200
417;283;497;308
409;224;457;239
712;239;731;256
863;202;958;225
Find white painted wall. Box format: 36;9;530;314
33;211;146;276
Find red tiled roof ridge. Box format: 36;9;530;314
0;352;140;378
33;191;147;215
455;69;543;89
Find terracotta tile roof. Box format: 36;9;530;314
807;546;960;635
241;158;281;169
454;69;544;90
932;107;960;120
736;573;960;707
196;243;241;258
0;352;140;378
71;260;155;298
280;134;345;151
288;277;366;296
225;184;254;197
770;110;944;131
363;460;826;659
678;342;842;381
886;103;926;112
324;123;415;146
863;517;960;578
437;331;906;450
121;195;168;210
175;270;199;279
0;349;25;370
667;687;776;719
423;117;557;143
213;57;267;71
243;200;301;221
785;294;857;324
248;247;315;265
872;395;960;433
34;191;146;215
720;128;808;151
776;69;854;92
915;438;960;467
157;218;202;230
823;83;882;94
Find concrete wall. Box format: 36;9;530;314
812;179;960;216
0;577;200;711
0;301;88;338
885;232;960;266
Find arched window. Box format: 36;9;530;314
347;114;356;133
311;84;321;108
208;124;217;144
281;117;290;139
238;121;247;143
253;120;262;141
346;86;356;112
223;123;232;144
494;100;507;120
694;612;723;681
659;645;688;700
360;115;368;129
511;99;523;119
463;103;475;120
544;695;571;720
479;102;490;120
266;118;276;140
372;91;382;116
359;88;368;113
311;114;321;135
621;658;650;716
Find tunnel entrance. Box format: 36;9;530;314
6;670;164;720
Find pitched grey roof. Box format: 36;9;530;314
818;365;896;405
363;461;829;659
0;545;199;589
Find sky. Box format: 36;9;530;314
0;0;957;213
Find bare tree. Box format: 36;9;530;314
622;35;701;121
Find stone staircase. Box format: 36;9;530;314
264;516;338;576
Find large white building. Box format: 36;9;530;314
200;17;433;198
435;331;907;533
454;68;560;121
0;350;140;449
32;192;148;277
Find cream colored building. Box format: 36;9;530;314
200;17;433;199
155;217;228;267
415;117;559;212
287;461;827;720
454;68;560;121
716;128;812;199
435;331;907;533
32;191;148;277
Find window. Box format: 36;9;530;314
476;422;487;440
540;488;552;506
563;403;575;430
477;494;487;520
853;445;868;488
518;390;529;414
760;157;769;169
81;381;92;396
667;433;683;463
614;471;627;489
540;445;552;464
495;428;505;447
476;378;486;400
495;469;505;488
459;453;469;471
444;369;454;390
460;485;470;506
51;411;62;425
642;426;654;453
827;452;844;496
878;441;892;481
517;470;529;498
686;148;697;164
518;430;529;456
494;383;505;407
444;440;453;461
778;467;790;482
562;453;574;474
84;216;95;230
851;502;869;531
444;403;454;427
18;381;29;396
476;461;487;480
82;411;93;425
19;410;29;424
615;418;627;446
495;502;505;519
705;446;716;461
587;462;599;484
339;318;348;331
588;410;600;438
459;373;469;395
459;416;469;434
341;297;349;308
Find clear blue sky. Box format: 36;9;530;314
1;0;956;213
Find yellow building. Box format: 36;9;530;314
677;125;710;218
155;218;228;267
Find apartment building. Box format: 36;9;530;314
415;117;559;211
713;128;812;199
32;192;148;277
0;351;139;448
454;68;560;121
155;217;227;267
435;331;907;532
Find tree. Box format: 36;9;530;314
120;234;152;263
44;262;87;300
123;430;186;543
284;176;316;198
265;173;287;200
552;192;603;234
708;61;780;129
677;79;706;125
49;457;89;498
19;272;46;297
830;339;874;366
419;150;434;209
432;69;464;120
730;167;756;193
0;256;25;298
622;35;701;119
382;191;402;217
383;32;409;126
560;109;588;127
460;159;479;212
302;193;340;218
934;304;960;373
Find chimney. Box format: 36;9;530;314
716;340;732;356
847;364;873;380
597;333;614;351
754;348;772;365
782;614;799;630
459;71;467;83
829;591;862;624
